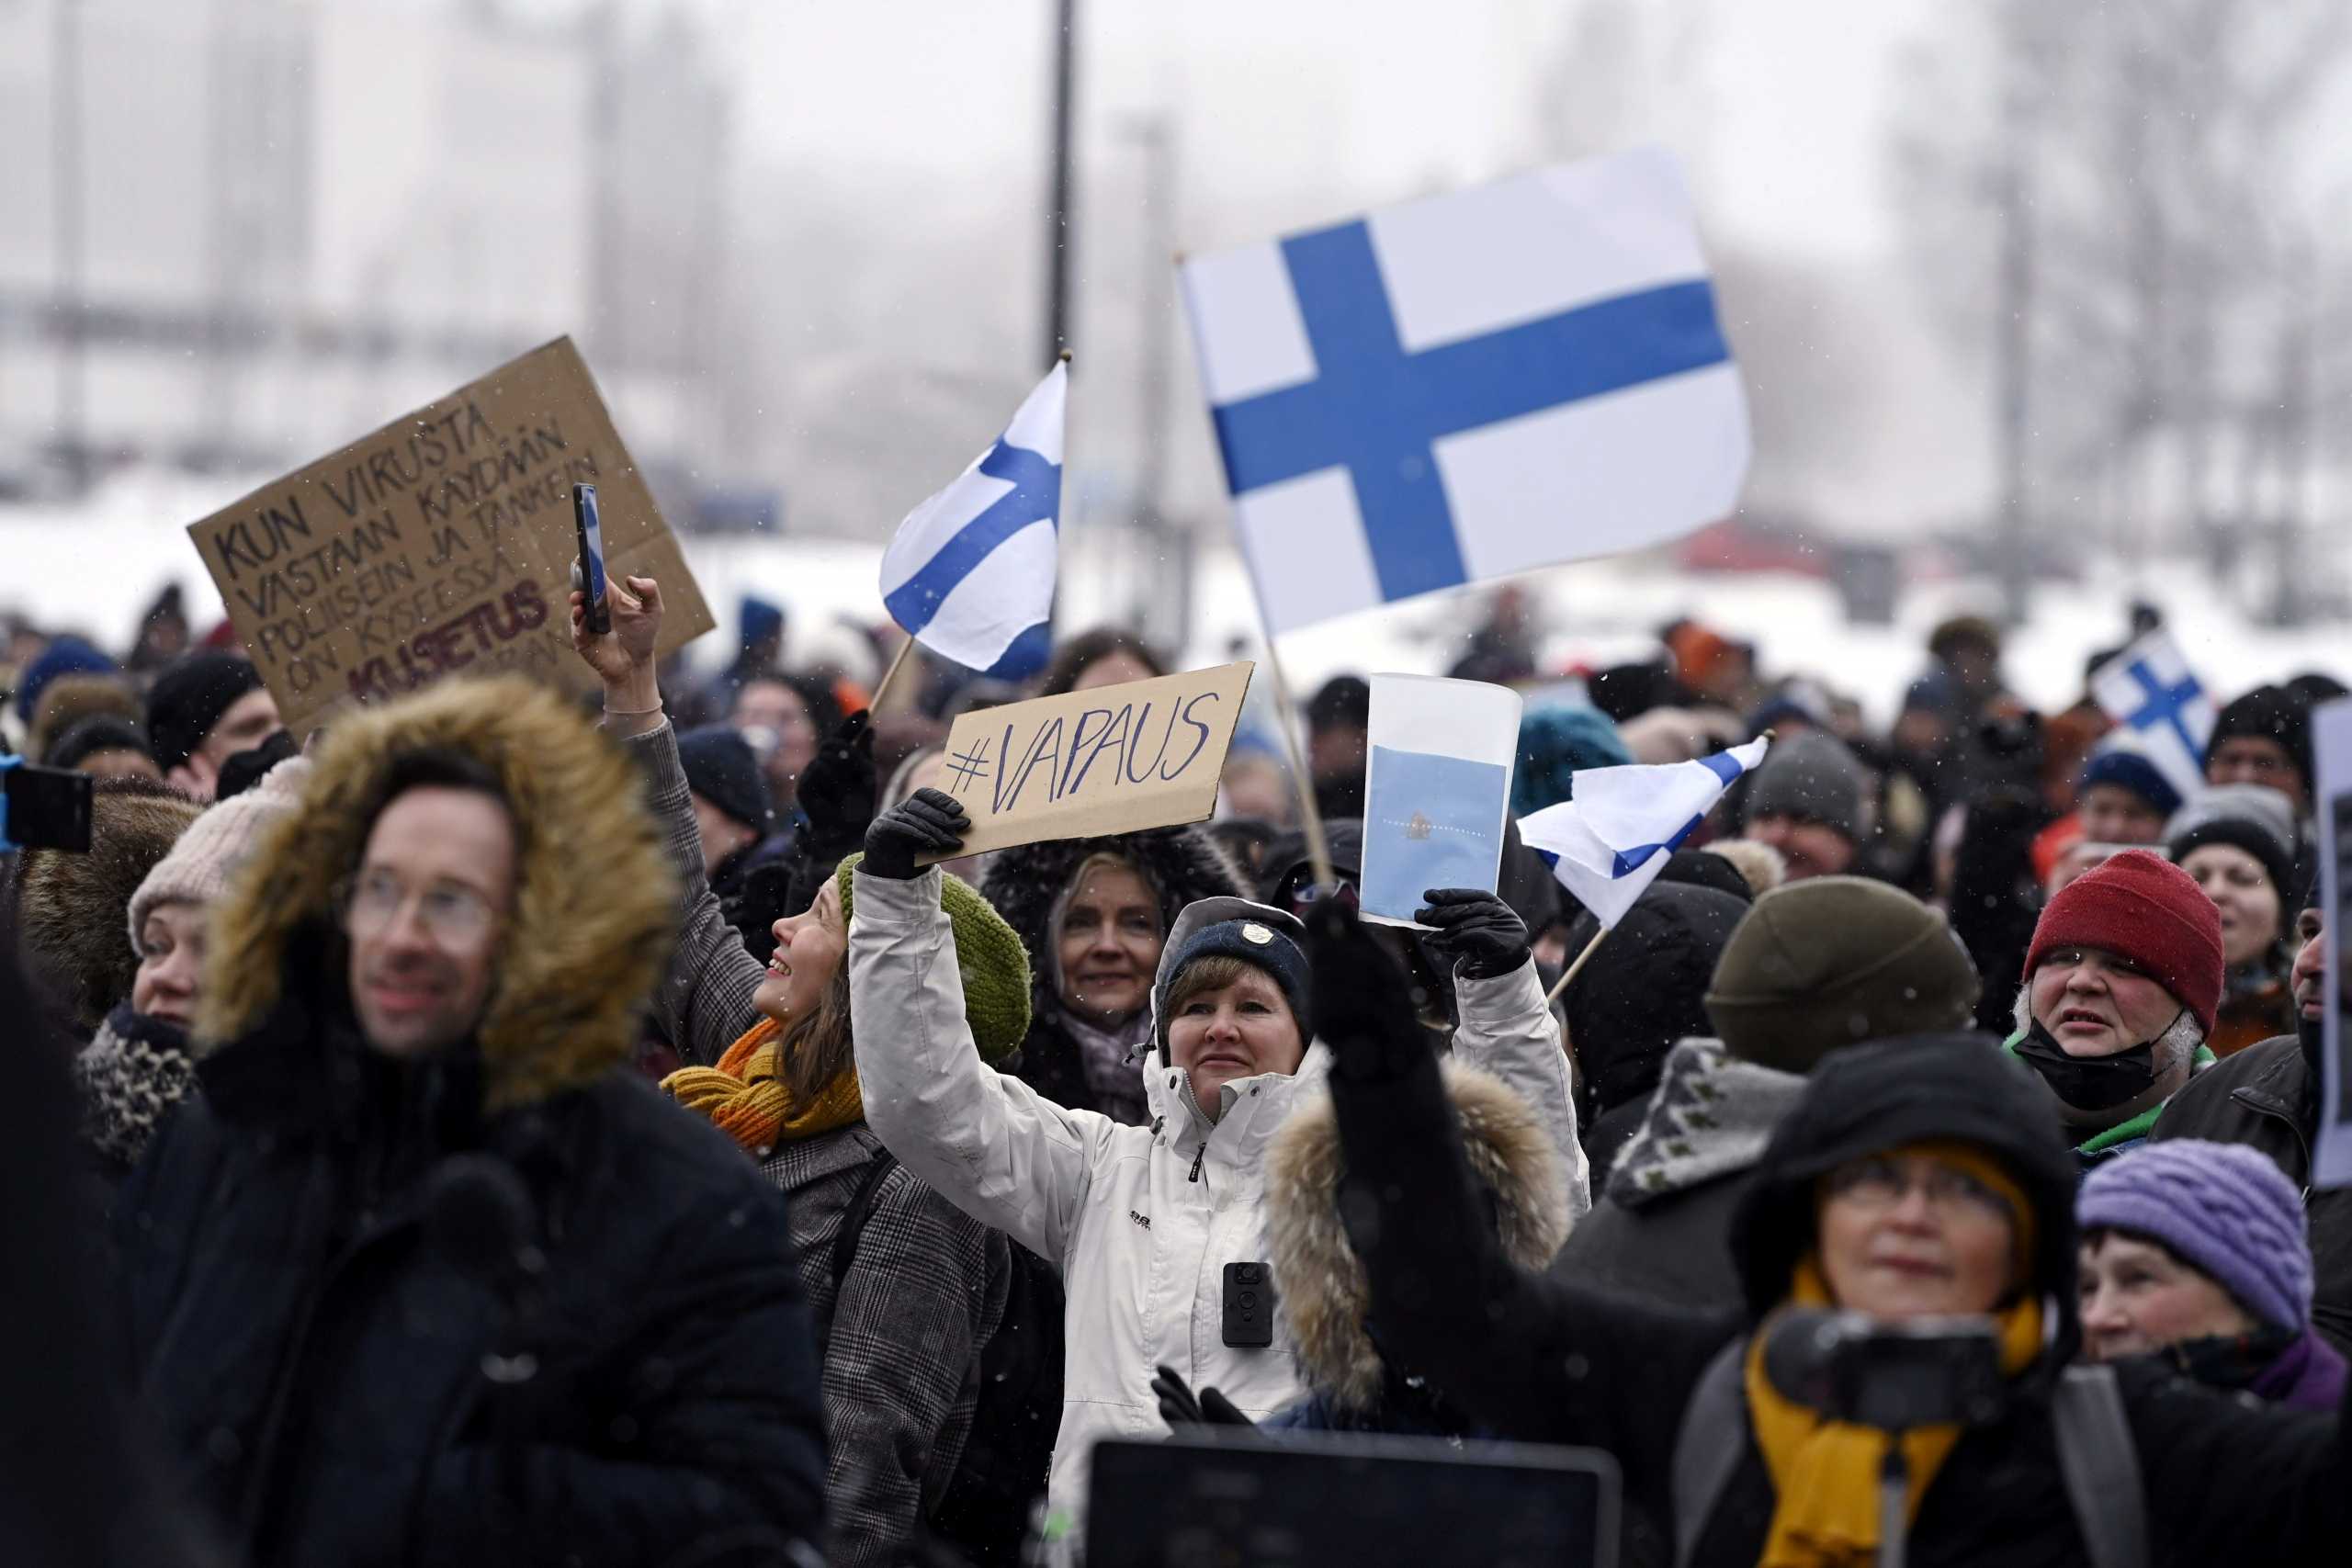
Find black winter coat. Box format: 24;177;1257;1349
2153;1032;2352;1357
1333;1034;2352;1568
117;1040;829;1568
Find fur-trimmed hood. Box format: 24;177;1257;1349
17;779;202;1030
194;677;678;1111
1266;1060;1570;1415
980;825;1247;1020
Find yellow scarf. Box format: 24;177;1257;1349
1746;1144;2044;1568
662;1017;865;1156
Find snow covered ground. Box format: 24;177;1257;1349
3;468;2342;725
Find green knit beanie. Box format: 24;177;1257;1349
838;852;1031;1062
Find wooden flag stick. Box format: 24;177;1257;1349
1545;922;1611;1007
1258;627;1337;896
869;635;919;716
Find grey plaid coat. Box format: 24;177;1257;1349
633;722;1012;1567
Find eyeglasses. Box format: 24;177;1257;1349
337;869;501;952
1824;1156;2011;1222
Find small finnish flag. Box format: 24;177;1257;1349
2087;631;2215;807
878;361;1067;681
1181;147;1748;635
1520;737;1770;927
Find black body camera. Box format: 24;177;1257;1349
1221;1262;1275;1348
1761;1309;2007;1432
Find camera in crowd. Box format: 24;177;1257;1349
0;756;92;854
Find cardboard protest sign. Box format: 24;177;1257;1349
922;663;1255;861
2313;699;2352;1187
187;337;712;733
1358;674;1521;928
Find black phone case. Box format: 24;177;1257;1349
1222;1261;1275;1348
572;484;610;635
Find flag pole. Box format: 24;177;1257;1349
1257;625;1337;896
868;635;918;716
1545;923;1610;1007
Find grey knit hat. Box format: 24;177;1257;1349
126;757;311;948
1741;730;1870;843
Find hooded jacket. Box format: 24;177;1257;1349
1548;1036;1804;1311
1263;1059;1568;1432
1333;1030;2352;1568
849;871;1579;1549
2154;1032;2352;1358
112;679;827;1567
982;828;1248;1122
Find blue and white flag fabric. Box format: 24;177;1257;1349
2087;629;2215;807
1520;736;1770;928
878;361;1067;680
1180;147;1748;635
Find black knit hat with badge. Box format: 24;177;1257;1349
1151;897;1313;1059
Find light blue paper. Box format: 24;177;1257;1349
1359;745;1510;924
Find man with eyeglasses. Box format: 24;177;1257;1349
112;674;828;1567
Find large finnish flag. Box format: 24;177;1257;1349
1520;737;1769;927
2087;630;2215;807
878;362;1066;680
1181;148;1749;635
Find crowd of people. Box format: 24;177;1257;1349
1;570;2347;1566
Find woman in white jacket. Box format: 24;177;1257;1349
846;786;1585;1551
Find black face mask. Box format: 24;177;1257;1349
2013;1018;2164;1111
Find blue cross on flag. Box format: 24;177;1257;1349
1519;737;1770;927
2087;629;2216;806
1180;148;1749;635
878;362;1067;681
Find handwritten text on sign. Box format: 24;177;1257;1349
187;337;713;734
923;662;1256;859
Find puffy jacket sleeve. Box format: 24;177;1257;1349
2122;1355;2352;1563
416;1176;829;1565
849;866;1107;1270
1450;958;1590;1218
1329;1036;1734;1510
823;1168;1008;1568
625;719;766;1066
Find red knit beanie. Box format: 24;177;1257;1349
2022;849;2224;1034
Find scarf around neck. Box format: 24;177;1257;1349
663;1016;864;1156
1746;1142;2044;1568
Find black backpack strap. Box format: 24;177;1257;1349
2051;1364;2147;1568
1670;1337;1749;1568
829;1148;902;1289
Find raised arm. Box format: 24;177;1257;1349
1419;887;1591;1218
848;790;1108;1269
1308;897;1729;1506
572;574;763;1066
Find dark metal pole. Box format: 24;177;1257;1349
52;0;85;492
1043;0;1077;367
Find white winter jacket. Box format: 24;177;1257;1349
848;871;1583;1550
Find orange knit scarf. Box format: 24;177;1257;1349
662;1017;865;1156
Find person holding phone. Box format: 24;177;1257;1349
1313;896;2352;1567
843;787;1579;1552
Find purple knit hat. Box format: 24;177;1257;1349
2077;1139;2312;1332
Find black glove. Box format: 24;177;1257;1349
861;787;967;880
796;709;877;859
1305;896;1427;1082
1152;1365;1255;1431
1414;888;1530;979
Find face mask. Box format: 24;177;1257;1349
2013;1018;2161;1111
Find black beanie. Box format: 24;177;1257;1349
45;715;152;773
143;654;266;774
2210;685;2313;793
678;725;775;834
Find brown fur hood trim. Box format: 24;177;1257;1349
194;677;678;1110
1266;1060;1571;1415
17;780;203;1030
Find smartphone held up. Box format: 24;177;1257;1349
572;482;610;637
